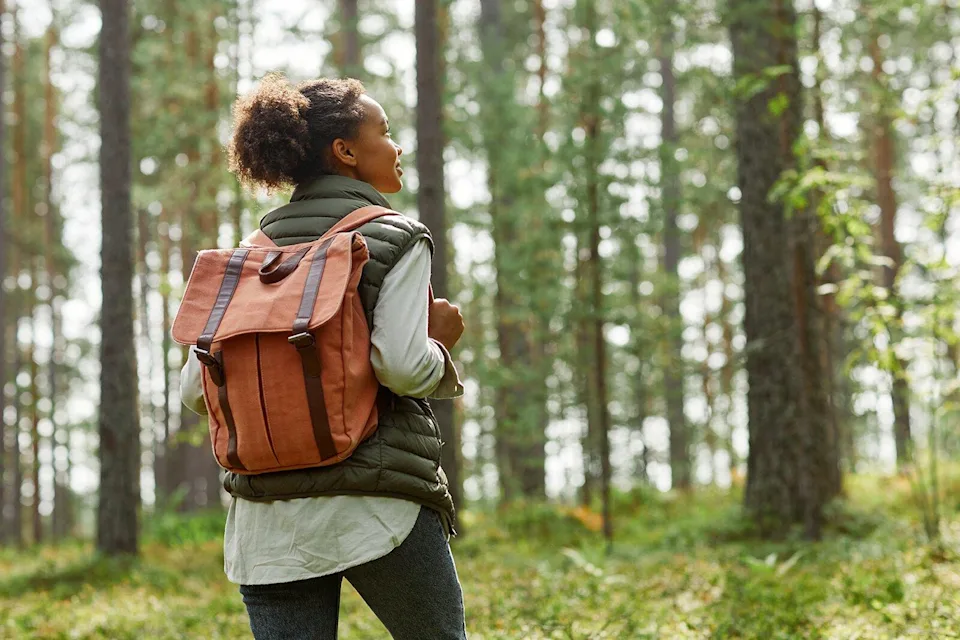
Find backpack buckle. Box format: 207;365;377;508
195;348;225;386
288;332;316;349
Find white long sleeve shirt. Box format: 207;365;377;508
179;237;462;585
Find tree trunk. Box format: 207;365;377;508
44;21;70;539
527;0;553;498
7;4;23;545
136;207;155;507
98;0;140;555
12;6;41;545
202;17;223;510
812;5;848;483
156;208;172;507
28;310;41;544
415;0;463;515
478;0;546;502
717;257;738;480
337;0;361;78
0;0;8;546
582;0;612;546
658;29;690;491
11;336;23;547
868;35;911;469
625;227;649;483
729;0;825;538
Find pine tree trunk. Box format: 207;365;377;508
9;3;25;547
28;311;41;544
582;0;612;546
626;227;649;483
478;0;545;502
337;0;361;77
202;18;223;510
527;0;552;499
0;0;8;546
98;0;140;555
717;258;738;480
12;7;41;545
156;209;172;507
811;5;847;485
868;35;911;469
730;0;825;538
658;29;690;490
154;0;177;507
11;337;23;547
43;22;69;539
574;247;595;505
415;0;463;514
230;0;246;247
136;208;155;508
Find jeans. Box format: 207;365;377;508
239;506;467;639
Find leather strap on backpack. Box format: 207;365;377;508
195;249;248;471
289;237;338;460
285;205;399;461
317;205;397;241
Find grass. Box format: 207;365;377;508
1;474;959;638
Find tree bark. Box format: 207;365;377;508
658;28;690;491
7;2;23;546
136;207;155;507
478;0;546;502
11;335;22;547
98;0;140;555
201;17;224;510
44;21;70;539
729;0;825;538
28;310;41;544
0;0;8;546
717;257;738;480
337;0;361;78
625;227;649;483
581;0;612;546
807;5;843;496
156;208;172;506
415;0;463;515
868;35;911;469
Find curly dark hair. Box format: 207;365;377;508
227;74;368;191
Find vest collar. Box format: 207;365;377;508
290;175;391;209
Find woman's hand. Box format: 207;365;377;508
428;298;464;352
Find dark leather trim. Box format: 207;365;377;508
197;249;248;353
259;246;309;284
216;350;245;471
294;238;334;333
291;238;337;460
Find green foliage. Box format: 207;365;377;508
142;508;227;547
4;477;958;638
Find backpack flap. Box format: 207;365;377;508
172;231;368;347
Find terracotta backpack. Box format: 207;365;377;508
172;206;399;475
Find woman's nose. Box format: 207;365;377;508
395;143;403;156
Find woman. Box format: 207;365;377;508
180;74;467;640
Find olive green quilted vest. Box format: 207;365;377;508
221;176;455;534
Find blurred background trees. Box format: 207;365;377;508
0;0;957;551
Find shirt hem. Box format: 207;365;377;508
226;505;422;586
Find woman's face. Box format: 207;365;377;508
332;95;404;194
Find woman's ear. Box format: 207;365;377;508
331;138;358;167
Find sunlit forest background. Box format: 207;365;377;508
1;0;959;638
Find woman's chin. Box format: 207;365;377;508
381;178;403;194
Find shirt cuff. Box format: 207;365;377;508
428;340;464;400
181;346;210;416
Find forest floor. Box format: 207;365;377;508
0;473;958;639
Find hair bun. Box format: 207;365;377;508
228;73;311;191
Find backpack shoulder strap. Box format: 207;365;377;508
318;205;399;241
